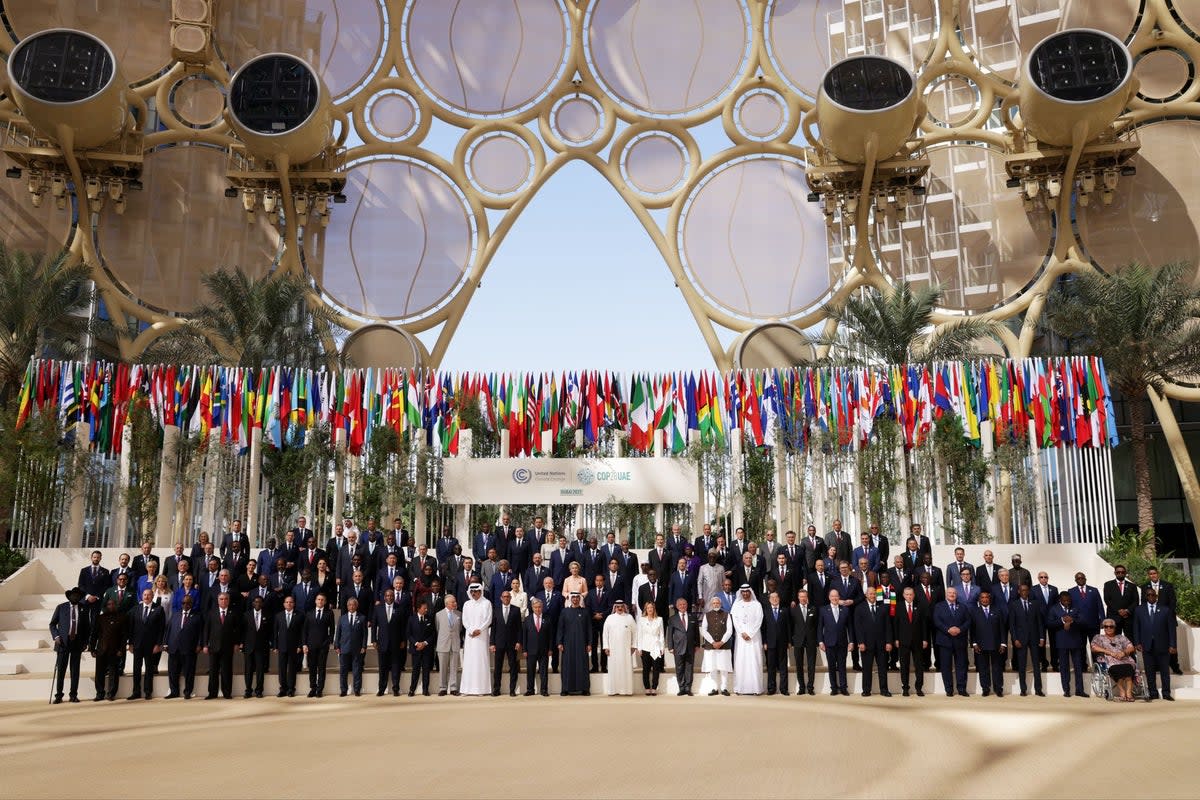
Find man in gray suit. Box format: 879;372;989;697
335;597;367;696
436;595;464;696
667;597;699;696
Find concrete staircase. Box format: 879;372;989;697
4;545;1197;702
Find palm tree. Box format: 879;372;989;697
1045;262;1200;542
0;245;99;404
143;266;341;369
823;282;1001;364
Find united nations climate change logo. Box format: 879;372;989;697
576;467;595;486
512;468;532;484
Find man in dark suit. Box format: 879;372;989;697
1143;567;1182;674
900;537;923;573
668;558;696;610
799;526;824;572
667;598;698;695
370;588;407;696
647;535;672;588
768;552;797;605
914;570;944;610
638;570;669;619
1031;571;1059;671
732;552;763;598
296;538;326;577
933;587;972;696
853;587;893;697
434;526;458;563
1102;564;1140;636
407;545;438;585
693;524;716;559
524;554;551;600
506;528;533;577
489;560;518;606
893;586;929;696
917;553;943;591
164;594;202;699
273;595;305;697
761;592;790;695
127;588;167;700
1008;583;1045;696
852;533;880;575
666;525;690;565
601;558;625;599
203;592;241;699
970;591;1007;696
49;587;91;703
818;589;852;695
523;597;553;696
493;514;515;558
220;520;251;561
1133;588;1178;701
1068;573;1104;668
78;551;111;624
163;543;189;588
587;575;614;673
887;556;912;593
1045;591;1086;697
945;548;971;590
806;562;830;607
906;524;932;560
375;553;405;603
867;523;889;569
131;542;160;583
789;588;819;694
824;521;852;566
302;593;334;697
491;590;523;696
335;597;368;696
407;600;436;696
528;517;552;548
975;550;1000;595
240;595;272;698
473;522;498;565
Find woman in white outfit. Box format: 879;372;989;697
636;601;666;695
509;578;528;619
701;595;734;695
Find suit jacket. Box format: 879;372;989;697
1102;578;1140;621
524;564;552;596
1044;603;1084;649
1132;603;1177;653
302;607;334;650
956;583;981;607
831;574;864;606
165;609;202;653
1030;582;1059;614
1141;580;1178;612
1007;596;1044;648
905;534;932;559
340;581;372;612
692;535;716;558
336;612;367;652
163;555;189;582
274;609;305;653
868;534;890;566
407;613;436;652
798;537;824;572
817;605;851;648
852;601;893;648
1067;585;1104;632
523;612;554;655
242;608;273;652
761;604;790;648
132;553;160;580
913;582;944;610
370;603;406;650
789;604;818;647
824;531;852;565
489;571;518;604
128;604;167;652
893;602;929;648
506;537;532;576
50;602;92;652
204;608;243;653
852;546;880;573
435;536;459;563
945;562;972;589
473;531;499;563
587;587;615;623
490;604;523;650
408;555;438;584
78;565;111;600
646;548;673;585
990;582;1017;612
220;532;251;560
102;585;136;615
888;567;912;591
975;562;1000;594
768;566;798;603
805;571;831;606
375;566;406;600
667;570;696;607
637;582;669;619
548;549;575;585
666;612;699;655
435;608;463;652
931;601;972;648
296;547;327;576
968;605;1007;650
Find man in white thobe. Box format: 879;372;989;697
731;585;765;695
602;599;637;695
459;585;493;695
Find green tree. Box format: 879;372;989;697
142;266;340;370
1045;263;1200;546
823;282;1000;365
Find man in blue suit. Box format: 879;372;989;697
1133;588;1177;701
955;567;981;607
1008;583;1045;696
371;588;407;696
1031;571;1059;671
817;589;852;696
78;551;111;625
49;587;91;703
970;591;1007;696
164;594;203;699
1068;572;1104;669
1045;591;1086;696
667;557;696;610
472;522;498;565
335;597;368;696
932;586;972;696
851;533;880;574
945;548;970;590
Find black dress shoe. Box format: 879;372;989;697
93;695;106;702
1164;695;1175;701
277;690;288;698
438;689;447;696
708;689;718;696
902;689;910;696
244;691;253;698
766;690;776;696
492;690;501;697
107;695;116;701
524;691;535;696
339;691;348;697
289;691;296;697
422;690;430;696
184;693;193;700
861;691;871;697
582;691;590;696
1035;690;1045;697
408;690;416;697
315;691;323;698
205;694;217;700
996;690;1004;697
165;693;180;699
52;697;63;705
450;690;460;696
377;690;386;697
541;691;549;697
781;691;790;696
1063;691;1072;698
916;689;925;697
721;690;730;696
354;691;362;696
982;690;991;697
307;689;316;698
127;694;142;701
510;691;518;697
840;688;851;696
880;691;892;697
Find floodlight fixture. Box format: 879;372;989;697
816;56;921;164
228;53;332;164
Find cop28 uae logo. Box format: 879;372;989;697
575;467;595;486
512;468;532;484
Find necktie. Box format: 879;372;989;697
950;604;956;613
1149;605;1155;617
221;610;226;624
349;613;355;627
503;607;508;623
92;566;97;579
907;604;912;622
1023;600;1029;613
773;608;778;621
832;608;839;622
870;604;875;617
256;612;261;629
143;606;149;621
70;607;76;636
984;607;989;618
316;610;321;622
535;616;541;631
286;612;292;626
386;607;392;622
118;589;124;603
780;568;786;580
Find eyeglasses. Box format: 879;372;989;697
1102;624;1115;629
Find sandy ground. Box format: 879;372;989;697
1;693;1198;799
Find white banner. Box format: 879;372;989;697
442;457;699;504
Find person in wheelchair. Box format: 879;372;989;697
1091;618;1137;701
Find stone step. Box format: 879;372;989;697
0;610;54;630
11;596;63;611
0;631;52;650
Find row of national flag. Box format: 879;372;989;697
15;357;1119;457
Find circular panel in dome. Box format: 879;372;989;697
216;0;385;99
4;1;172;82
736;89;788;140
0;158;73;255
876;143;1053;312
586;0;750;116
679;157;834;319
551;95;604;145
171;75;225;128
735;323;816;370
96;146;280;313
1134;50;1192;101
403;0;569;116
342;324;424;370
468;134;534;196
1061;0;1141;40
1075;120;1200;288
622;133;688;196
768;0;928;98
925;75;979;127
366;90;419;141
305;159;475;320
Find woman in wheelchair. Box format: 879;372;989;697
1091;619;1137;701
